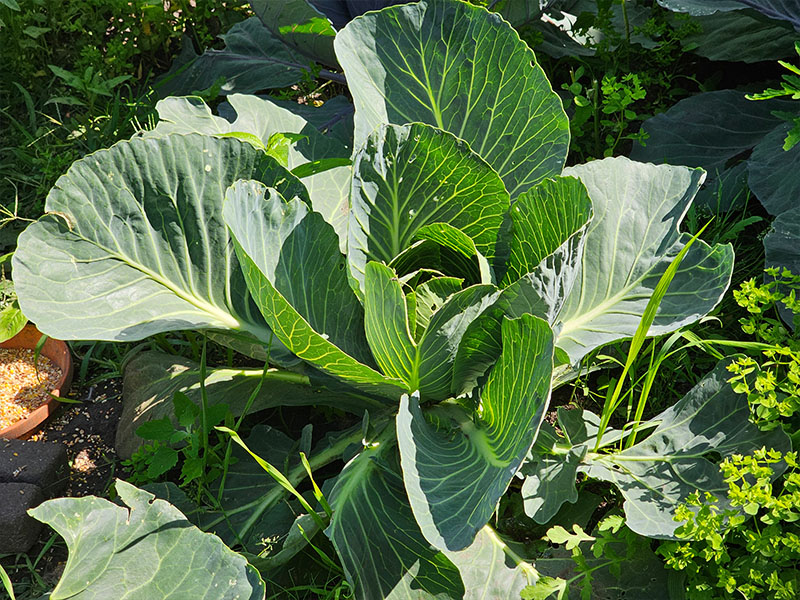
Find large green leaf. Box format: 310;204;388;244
502;177;593;286
144;93;353;246
30;480;265;600
364;262;416;385
156;18;309;97
556;157;734;365
397;314;553;551
348;122;509;289
521;361;792;539
679;9;796;63
325;440;464;600
13;134;305;346
250;0;339;67
444;526;536;599
630;90;795;174
660;0;800;27
749;122;800;216
499;176;593;326
116;351;385;459
656;0;744;14
223;180;404;398
335;0;569;197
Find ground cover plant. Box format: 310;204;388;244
1;0;799;599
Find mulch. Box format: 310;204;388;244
31;378;124;498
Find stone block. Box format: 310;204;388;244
0;482;43;553
0;438;68;496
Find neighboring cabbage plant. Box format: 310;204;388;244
13;1;735;598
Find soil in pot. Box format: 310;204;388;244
0;348;63;432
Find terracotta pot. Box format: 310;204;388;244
0;325;73;439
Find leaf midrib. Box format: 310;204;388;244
69;225;241;329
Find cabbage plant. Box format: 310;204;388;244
13;0;735;597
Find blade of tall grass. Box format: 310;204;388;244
593;221;712;451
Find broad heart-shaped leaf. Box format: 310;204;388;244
325;439;464;600
348;122;509;290
249;0;338;68
335;0;569;197
749;122;800;216
156;18;309;97
223;180;405;399
522;361;791;539
364;262;501;400
144;93;353;247
116;351;386;459
398;314;554;551
556;157;734;365
30;480;265;600
13;134;305;348
630;90;796;174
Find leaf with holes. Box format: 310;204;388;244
30;480;266;600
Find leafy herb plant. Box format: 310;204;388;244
659;448;800;600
